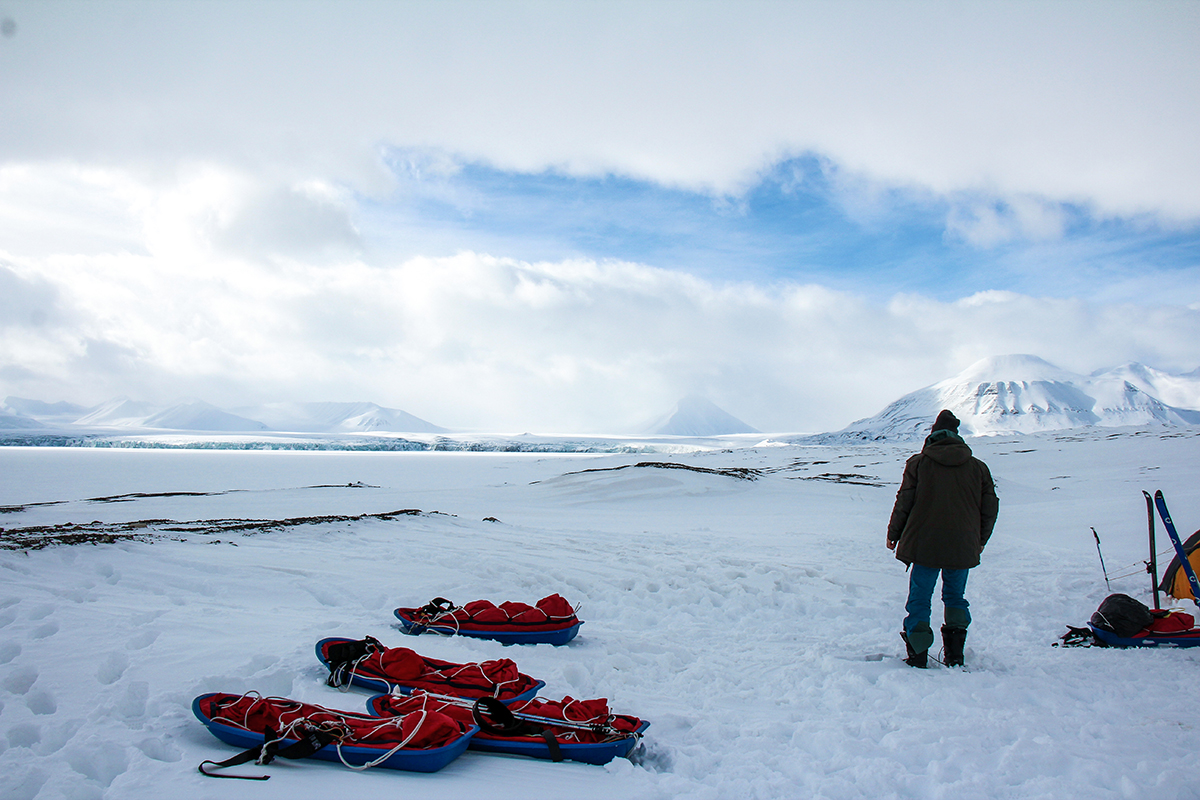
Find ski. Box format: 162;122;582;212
1144;490;1161;609
1153;490;1200;609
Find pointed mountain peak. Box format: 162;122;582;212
646;395;759;436
947;354;1077;384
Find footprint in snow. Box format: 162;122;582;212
31;621;58;640
26;604;55;621
125;629;159;651
26;688;56;715
65;739;130;788
111;681;148;720
6;721;40;748
559;662;590;691
3;665;38;695
95;563;121;584
136;736;182;763
96;652;128;685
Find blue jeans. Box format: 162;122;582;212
904;564;971;634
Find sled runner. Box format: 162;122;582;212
367;691;648;765
394;595;583;646
192;691;475;778
316;635;545;702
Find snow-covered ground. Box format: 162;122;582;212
2;428;1199;799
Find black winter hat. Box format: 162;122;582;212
931;409;960;433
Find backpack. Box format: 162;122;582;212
1089;593;1153;638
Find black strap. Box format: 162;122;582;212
198;725;338;780
472;697;525;735
418;597;457;616
1053;625;1104;648
539;728;563;763
324;636;382;687
198;745;271;780
472;697;562;762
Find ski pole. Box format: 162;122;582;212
399;691;625;736
1092;527;1111;592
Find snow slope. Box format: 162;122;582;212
1092;363;1200;411
0;407;42;430
842;354;1200;439
2;430;1199;799
72;398;163;428
141;401;269;432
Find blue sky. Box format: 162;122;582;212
1;1;1198;432
361;150;1200;305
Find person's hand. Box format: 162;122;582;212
886;538;896;550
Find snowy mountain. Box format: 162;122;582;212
231;401;447;434
72;397;162;427
1091;362;1200;411
140;401;270;432
9;396;446;434
68;398;270;431
841;354;1200;439
4;397;89;422
644;395;759;436
0;402;43;429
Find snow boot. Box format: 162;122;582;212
901;625;932;669
941;626;967;667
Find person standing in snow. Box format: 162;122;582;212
886;410;998;668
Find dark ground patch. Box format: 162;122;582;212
549;461;761;482
787;473;886;487
0;509;431;550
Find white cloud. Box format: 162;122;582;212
0;164;151;256
4;233;1199;432
946;196;1069;248
2;1;1197;222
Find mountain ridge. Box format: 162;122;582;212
3;396;445;434
6;355;1200;438
838;354;1200;440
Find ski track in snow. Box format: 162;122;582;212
1;431;1199;799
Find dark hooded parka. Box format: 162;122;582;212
887;426;999;570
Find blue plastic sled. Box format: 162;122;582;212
192;692;476;773
394;607;583;646
366;693;649;766
1087;623;1200;648
316;637;545;703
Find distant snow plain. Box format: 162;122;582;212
2;426;1199;799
